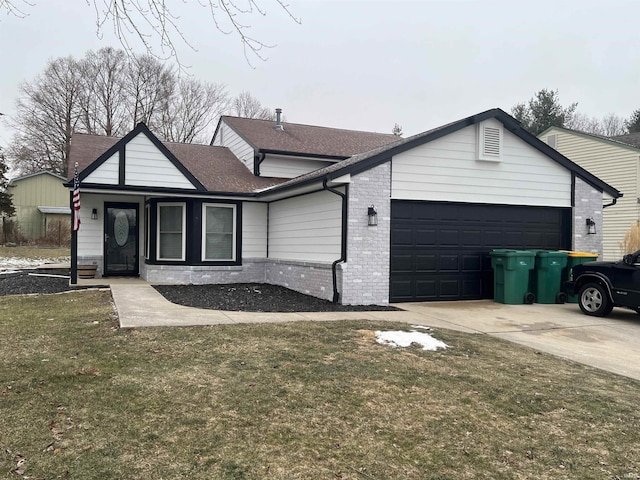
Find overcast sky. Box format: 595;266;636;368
1;0;639;147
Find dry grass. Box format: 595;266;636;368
1;291;640;479
0;245;69;262
620;221;640;254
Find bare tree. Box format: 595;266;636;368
232;91;274;119
1;0;301;67
600;113;627;137
125;54;176;130
566;112;627;137
158;79;229;143
6;48;237;174
78;47;129;136
9;56;84;176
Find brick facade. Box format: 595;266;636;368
573;177;603;257
339;162;391;305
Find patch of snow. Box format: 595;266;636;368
376;329;448;351
0;256;69;272
411;325;432;331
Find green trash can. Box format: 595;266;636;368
490;250;536;304
563;251;599;303
534;251;569;304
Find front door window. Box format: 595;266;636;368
105;203;138;276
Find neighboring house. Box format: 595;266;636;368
68;108;620;305
538;127;633;261
7;171;71;240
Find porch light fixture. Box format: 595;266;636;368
91;208;98;220
586;217;596;235
367;205;378;226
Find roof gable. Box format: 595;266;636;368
76;123;204;191
215;115;399;158
262;109;622;200
539;126;640;153
9;170;67;185
69;125;287;195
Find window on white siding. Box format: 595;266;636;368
202;203;236;261
477;123;503;161
157;203;186;261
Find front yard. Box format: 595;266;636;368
1;290;640;479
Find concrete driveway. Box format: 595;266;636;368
400;301;640;381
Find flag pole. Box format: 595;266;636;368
70;162;80;285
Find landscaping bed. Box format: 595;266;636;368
154;283;399;312
0;269;82;296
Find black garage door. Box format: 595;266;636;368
390;200;571;302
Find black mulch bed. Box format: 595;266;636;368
0;269;88;297
154;283;400;312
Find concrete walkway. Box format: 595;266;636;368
77;277;640;381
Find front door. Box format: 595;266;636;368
104;203;139;276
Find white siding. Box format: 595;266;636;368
124;133;196;189
392;119;571;207
260;155;335;178
77;194;144;256
213;121;255;172
268;189;342;262
242;202;268;257
84;152;119;185
541;129;639;260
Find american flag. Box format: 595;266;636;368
72;162;81;231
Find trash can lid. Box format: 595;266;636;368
568;251;599;257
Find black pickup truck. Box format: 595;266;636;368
565;250;640;317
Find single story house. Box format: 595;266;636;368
7;171;71;240
538;127;634;261
68;108;621;304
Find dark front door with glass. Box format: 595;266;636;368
104;203;139;276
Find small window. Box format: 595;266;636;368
157;203;185;261
202;203;236;261
477;122;503;161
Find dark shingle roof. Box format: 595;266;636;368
219;116;399;157
610;132;640;148
263;109;622;200
69;132;286;194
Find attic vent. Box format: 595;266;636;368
477;122;503;162
483;127;501;156
547;134;557;148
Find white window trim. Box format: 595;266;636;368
201;203;237;262
157;202;186;261
144;203;150;260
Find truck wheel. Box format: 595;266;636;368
578;283;612;317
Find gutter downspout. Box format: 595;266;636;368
603;198;618;209
254;152;266;176
323;178;347;304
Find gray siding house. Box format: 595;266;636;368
69;109;620;304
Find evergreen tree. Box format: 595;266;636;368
511;89;577;136
0;148;15;218
625;109;640;134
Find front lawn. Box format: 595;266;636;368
1;290;639;479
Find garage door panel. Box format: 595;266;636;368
416;254;436;272
439;254;459;271
415;229;436;246
462;254;482;271
390;254;413;273
390;200;570;302
393;228;413;246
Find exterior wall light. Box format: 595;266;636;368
91;208;99;220
368;205;378;226
586;217;596;235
